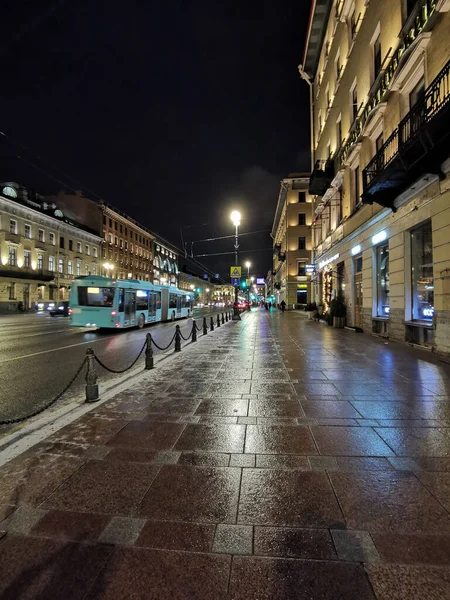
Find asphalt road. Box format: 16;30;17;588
0;307;228;425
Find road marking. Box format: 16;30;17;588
1;328;79;339
0;338;107;364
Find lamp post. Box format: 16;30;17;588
231;210;241;320
245;261;251;309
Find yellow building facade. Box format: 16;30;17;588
300;0;450;351
271;174;314;308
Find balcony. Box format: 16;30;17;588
362;59;450;211
0;265;55;281
309;159;335;196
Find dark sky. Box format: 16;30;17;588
1;0;311;280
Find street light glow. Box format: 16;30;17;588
245;261;251;269
230;210;241;226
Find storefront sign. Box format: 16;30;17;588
351;244;361;256
256;278;265;285
372;230;387;245
318;253;340;270
305;264;315;273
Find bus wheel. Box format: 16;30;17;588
138;313;145;329
171;311;175;322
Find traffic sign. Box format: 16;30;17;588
230;266;241;277
231;277;240;286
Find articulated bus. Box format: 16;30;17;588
69;276;194;329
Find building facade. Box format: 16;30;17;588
0;183;102;312
271;174;314;308
153;240;179;286
178;271;233;305
300;0;450;352
46;190;155;281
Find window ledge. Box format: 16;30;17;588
405;320;433;329
372;316;389;321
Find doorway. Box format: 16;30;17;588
124;290;136;326
354;272;363;328
23;283;30;311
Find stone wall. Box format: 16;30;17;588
388;308;405;343
434;310;450;355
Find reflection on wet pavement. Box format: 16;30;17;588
2;309;450;598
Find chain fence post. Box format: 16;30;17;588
145;333;154;369
225;311;228;322
221;312;224;324
85;348;99;403
210;316;214;331
203;317;208;335
192;320;197;342
175;325;182;352
217;313;220;328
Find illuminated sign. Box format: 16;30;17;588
372;230;387;245
297;284;308;289
256;278;265;285
306;264;315;273
318;253;340;269
423;306;434;318
87;287;100;294
136;290;148;297
351;244;361;256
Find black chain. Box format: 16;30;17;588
0;357;87;426
94;339;147;374
195;323;203;331
179;328;192;341
150;330;177;351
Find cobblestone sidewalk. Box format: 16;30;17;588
1;309;450;599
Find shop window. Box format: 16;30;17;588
411;221;433;321
297;289;307;305
38;286;44;300
376;243;390;316
337;261;345;293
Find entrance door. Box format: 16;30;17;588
124;291;136;326
176;295;182;315
148;293;157;320
23;283;30;311
354;272;363;328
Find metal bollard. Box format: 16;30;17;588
192;320;197;342
203;316;208;335
221;312;225;324
210;316;214;331
175;325;182;352
145;333;154;369
85;347;99;402
225;312;228;322
217;313;220;328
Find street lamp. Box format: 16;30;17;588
230;210;241;320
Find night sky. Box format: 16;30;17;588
1;1;311;280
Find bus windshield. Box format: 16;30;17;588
78;286;115;307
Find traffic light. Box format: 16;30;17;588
241;281;247;289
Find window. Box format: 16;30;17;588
78;286;115;307
297;289;307;305
349;7;357;40
120;224;123;234
114;222;118;230
109;218;112;228
298;237;306;250
49;232;55;245
37;254;43;270
68;260;73;275
93;247;98;257
24;224;31;239
376;243;390;316
298;192;306;203
298;213;306;226
335;51;342;81
39;229;45;243
336;116;342;148
108;233;113;245
85;244;90;255
92;265;97;275
114;236;118;246
350;80;358;121
58;258;64;274
59;236;64;249
9;283;15;300
411;221;433;321
8;246;16;266
374;35;382;80
77;241;82;253
298;262;306;276
409;77;425;109
103;215;106;225
49;256;55;271
76;261;81;276
326;85;330;110
85;265;90;275
351;166;360;209
24;250;31;267
9;220;17;234
375;133;384;154
125;241;128;251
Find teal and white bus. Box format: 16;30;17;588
69;276;194;329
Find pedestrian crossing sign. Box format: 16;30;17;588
230;266;241;277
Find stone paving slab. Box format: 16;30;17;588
2;309;450;598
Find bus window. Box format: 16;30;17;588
149;293;156;315
169;293;177;309
155;292;161;310
183;295;192;308
78;286;115;307
118;289;124;312
136;290;148;311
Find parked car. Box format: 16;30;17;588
49;302;70;317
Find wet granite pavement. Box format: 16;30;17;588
1;309;450;599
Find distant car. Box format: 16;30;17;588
237;301;248;310
49;302;70;317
